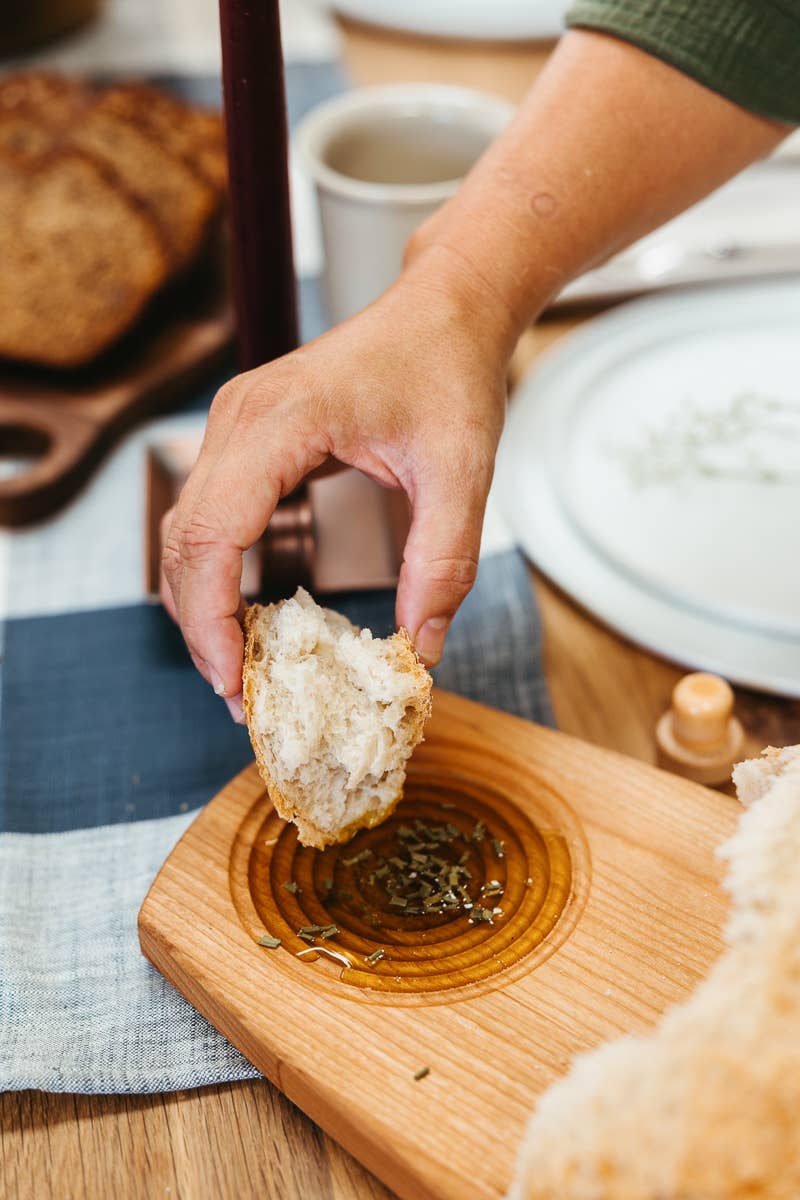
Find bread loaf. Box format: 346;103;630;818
0;75;218;271
0;151;168;369
508;745;800;1200
243;588;432;850
72;93;218;270
0;71;226;368
97;83;227;190
0;73;90;160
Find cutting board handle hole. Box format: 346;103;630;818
0;423;51;480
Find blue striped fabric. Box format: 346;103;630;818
0;65;553;1095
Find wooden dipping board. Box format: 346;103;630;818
139;688;740;1200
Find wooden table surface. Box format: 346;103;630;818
4;24;800;1200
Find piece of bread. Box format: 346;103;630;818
62;95;218;271
97;83;227;190
0;150;169;369
0;72;220;270
243;588;432;850
0;73;90;160
508;744;800;1200
0;72;89;116
0;71;227;368
0;74;225;193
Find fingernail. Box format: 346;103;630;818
224;692;245;724
210;668;227;697
413;616;450;667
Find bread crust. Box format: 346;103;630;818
243;602;431;850
509;744;800;1200
0;148;169;369
0;70;226;368
96;82;227;190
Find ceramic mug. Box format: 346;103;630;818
294;84;515;324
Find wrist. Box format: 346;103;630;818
400;206;563;360
397;240;538;364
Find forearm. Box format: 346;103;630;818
164;22;794;689
408;29;789;355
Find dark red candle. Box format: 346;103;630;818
218;0;299;371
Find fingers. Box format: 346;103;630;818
159;506;179;623
162;504;251;698
158;378;249;665
162;404;328;702
161;507;245;718
160;510;247;712
395;451;492;667
159;378;248;622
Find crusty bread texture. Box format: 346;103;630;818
0;74;219;271
243;588;432;850
98;82;228;190
508;744;800;1200
0;151;168;369
71;99;217;271
0;71;226;369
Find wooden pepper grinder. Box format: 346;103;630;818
656;672;745;786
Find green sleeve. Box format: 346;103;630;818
565;0;800;125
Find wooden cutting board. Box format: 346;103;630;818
0;238;233;527
139;688;740;1200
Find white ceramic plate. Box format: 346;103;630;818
497;279;800;696
331;0;569;41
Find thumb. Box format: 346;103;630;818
395;462;490;667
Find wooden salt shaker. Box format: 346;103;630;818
656;672;745;786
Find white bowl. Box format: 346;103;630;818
294;83;514;322
331;0;570;41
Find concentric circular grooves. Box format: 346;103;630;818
231;760;590;1005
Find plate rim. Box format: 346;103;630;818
498;279;800;697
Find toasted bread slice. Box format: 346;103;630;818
0;72;89;114
71;96;218;270
0;72;90;161
98;83;227;190
0;72;227;368
0;151;168;368
0;73;219;271
243;588;432;850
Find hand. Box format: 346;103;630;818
161;259;511;718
